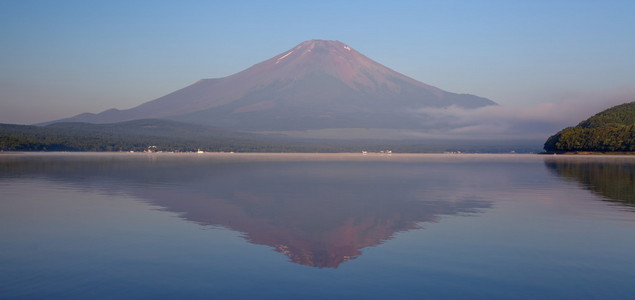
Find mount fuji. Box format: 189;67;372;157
51;40;496;131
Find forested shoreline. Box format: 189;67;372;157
0;120;541;153
544;102;635;153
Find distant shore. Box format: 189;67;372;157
543;152;635;155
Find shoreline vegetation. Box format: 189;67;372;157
3;151;635;158
543;151;635;155
544;102;635;153
0;120;542;154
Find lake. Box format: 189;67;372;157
1;153;634;299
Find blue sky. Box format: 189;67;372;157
1;0;634;124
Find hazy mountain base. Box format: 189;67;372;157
257;127;544;140
0;121;542;153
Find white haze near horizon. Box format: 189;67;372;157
272;89;635;141
407;88;635;140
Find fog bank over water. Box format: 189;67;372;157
265;90;634;141
408;89;635;140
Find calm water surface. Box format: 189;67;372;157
1;153;634;299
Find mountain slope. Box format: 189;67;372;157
544;101;635;152
51;40;496;130
45;119;253;139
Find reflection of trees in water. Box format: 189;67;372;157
545;159;635;207
0;155;491;268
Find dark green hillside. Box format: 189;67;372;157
544;102;635;152
577;102;635;129
0;119;280;152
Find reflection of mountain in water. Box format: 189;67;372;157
545;158;635;208
1;155;490;268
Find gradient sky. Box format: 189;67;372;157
1;0;634;125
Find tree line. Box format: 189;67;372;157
544;102;635;152
544;124;635;152
1;120;542;153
